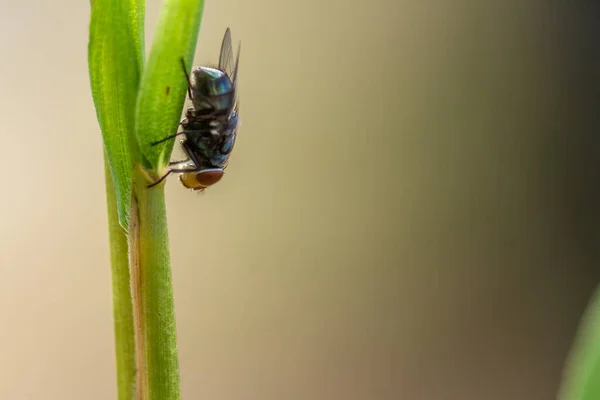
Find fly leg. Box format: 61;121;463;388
169;159;189;165
147;165;199;189
151;128;213;146
150;131;187;146
147;134;208;189
167;137;206;168
182;140;204;171
147;170;173;188
180;58;193;100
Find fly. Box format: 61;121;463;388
149;28;241;191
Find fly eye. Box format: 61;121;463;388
196;169;224;186
179;169;224;190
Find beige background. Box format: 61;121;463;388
0;0;599;399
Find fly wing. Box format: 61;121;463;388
231;40;240;84
227;41;241;119
218;28;234;76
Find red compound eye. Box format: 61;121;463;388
179;169;224;191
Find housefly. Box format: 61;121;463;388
149;28;240;191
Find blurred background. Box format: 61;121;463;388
0;0;599;399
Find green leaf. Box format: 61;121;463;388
103;156;136;400
135;0;205;171
88;0;145;229
559;286;600;400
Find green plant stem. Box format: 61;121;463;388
131;166;180;400
104;156;136;400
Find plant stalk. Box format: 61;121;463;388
130;165;180;400
104;156;136;400
128;196;147;400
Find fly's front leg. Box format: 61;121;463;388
150;131;188;146
182;140;204;170
147;164;199;189
169;159;190;166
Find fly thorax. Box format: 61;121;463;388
192;66;225;84
191;99;215;113
191;66;234;113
